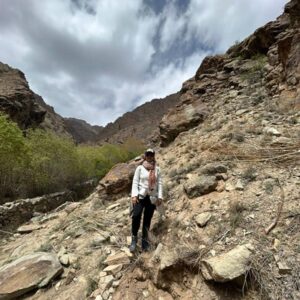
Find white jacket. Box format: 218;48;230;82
131;165;163;199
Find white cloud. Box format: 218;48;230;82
0;0;288;125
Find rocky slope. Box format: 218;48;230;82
0;1;299;300
96;93;180;145
0;62;70;136
64;93;180;145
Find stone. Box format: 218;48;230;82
263;127;281;136
100;158;142;194
201;244;254;282
98;275;114;290
0;252;63;299
93;232;110;245
159;101;208;146
104;252;130;266
59;254;70;266
17;224;41;233
225;183;235;191
112;280;120;287
103;264;123;275
235;180;244;191
200;163;228;175
195;212;212;227
277;261;292;275
143;290;150;298
184;175;217;198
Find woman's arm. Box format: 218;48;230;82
131;166;141;198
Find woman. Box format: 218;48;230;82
130;148;163;252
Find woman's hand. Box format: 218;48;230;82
131;196;139;205
156;198;162;206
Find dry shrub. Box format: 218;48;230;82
205;139;300;166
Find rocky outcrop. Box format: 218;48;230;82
159;101;208;146
159;0;300;146
0;62;71;137
0;252;63;299
184;175;217;198
99;157;142;194
0;63;46;129
200;244;254;282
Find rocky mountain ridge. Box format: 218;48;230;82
0;1;299;300
0;61;180;145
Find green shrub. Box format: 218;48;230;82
0;113;145;201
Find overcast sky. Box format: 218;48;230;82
0;0;287;126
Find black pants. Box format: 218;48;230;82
131;195;156;239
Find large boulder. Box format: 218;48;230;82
195;55;226;80
0;252;63;299
184;175;217;198
200;244;254;282
159;102;208;147
100;157;142;194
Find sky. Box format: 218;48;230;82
0;0;288;126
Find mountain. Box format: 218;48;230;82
96;93;180;145
0;61;180;145
0;1;299;299
0;62;71;137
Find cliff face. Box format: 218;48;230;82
160;0;300;146
0;62;46;129
0;62;71;137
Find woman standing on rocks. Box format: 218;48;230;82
130;148;163;252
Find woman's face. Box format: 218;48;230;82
145;154;154;162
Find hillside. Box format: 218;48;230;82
0;1;299;300
0;61;179;145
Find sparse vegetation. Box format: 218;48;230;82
228;200;246;229
242;167;257;182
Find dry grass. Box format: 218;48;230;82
206;139;300;166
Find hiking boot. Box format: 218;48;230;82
129;235;138;252
142;238;150;252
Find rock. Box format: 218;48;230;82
235;180;244;191
184;175;217;198
0;252;63;299
159;102;208;146
143;290;150;298
103;264;123;275
17;224;41;233
201;244;254;282
100;158;142;194
98;275;114;291
104;252;130;266
225;183;235;191
159;246;179;271
263;127;281;136
59;254;70;266
195;55;226;79
92;232;110;245
195;212;212;227
200;163;228;175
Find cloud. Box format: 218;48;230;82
0;0;288;125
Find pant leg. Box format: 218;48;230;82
131;199;144;236
142;196;156;239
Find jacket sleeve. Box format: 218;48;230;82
131;166;140;197
157;167;163;199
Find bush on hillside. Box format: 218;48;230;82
0;114;145;202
